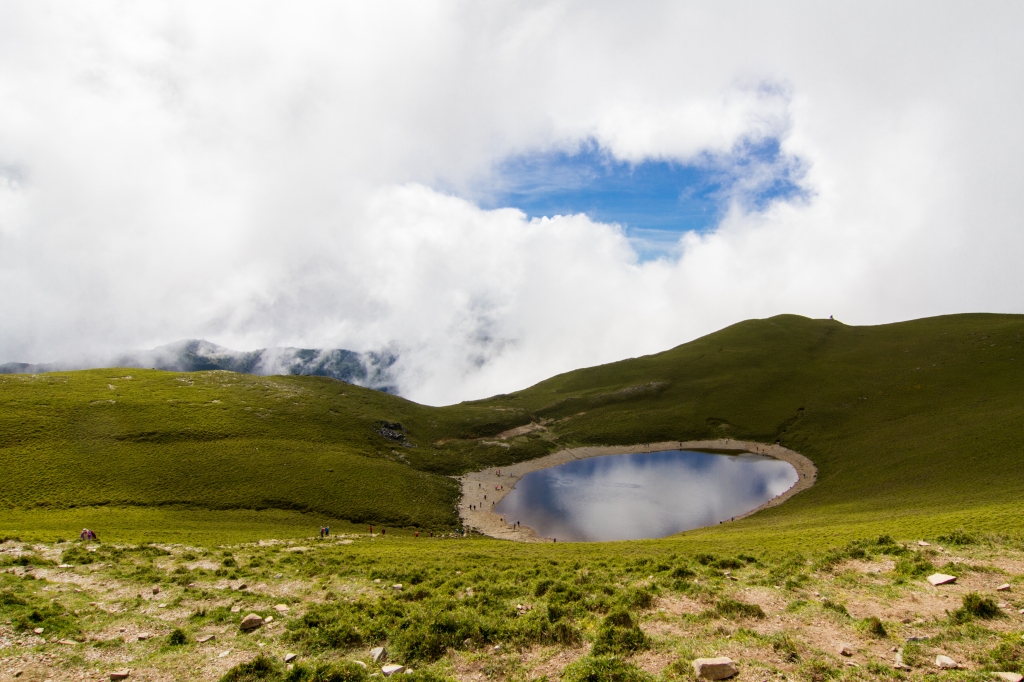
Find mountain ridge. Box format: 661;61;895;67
0;339;398;393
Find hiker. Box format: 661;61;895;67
415;531;419;538
369;525;373;535
381;528;385;536
319;527;324;539
80;528;89;541
325;526;329;536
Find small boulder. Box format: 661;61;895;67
995;673;1024;682
370;646;388;664
230;605;242;613
996;583;1011;592
838;644;855;657
136;633;151;641
239;614;264;631
382;665;406;676
152;587;160;595
927;573;957;586
917;540;931;546
284;653;298;663
274;604;290;613
236;583;248;590
264;616;274;624
196;635;216;643
109;671;131;680
935;655;958;669
392;584;403;591
218;649;232;658
692;657;739;680
33;628;44;635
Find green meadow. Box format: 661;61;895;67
0;312;1021;549
2;312;1024;681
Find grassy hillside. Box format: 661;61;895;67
0;313;1021;546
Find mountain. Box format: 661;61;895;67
0;339;398;393
0;313;1022;544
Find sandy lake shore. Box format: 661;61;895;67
458;439;817;542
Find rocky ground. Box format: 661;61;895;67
1;533;1023;681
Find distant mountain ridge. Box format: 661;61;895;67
0;339;398;393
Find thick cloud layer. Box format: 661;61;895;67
1;2;1022;404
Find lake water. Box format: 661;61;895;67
494;450;798;542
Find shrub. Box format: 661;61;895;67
861;616;887;638
561;657;654;682
220;655;283;682
821;599;849;617
590;609;649;656
950;592;1001;623
286;661;369;682
769;632;800;661
938;529;976;546
893;554;935;579
167;628;188;646
711;598;765;620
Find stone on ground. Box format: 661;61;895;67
275;604;290;612
370;646;388;663
996;583;1011;591
230;605;241;613
382;664;406;676
692;657;739;680
935;654;958;669
196;635;215;643
32;628;44;634
838;644;855;657
917;540;931;546
392;584;403;591
284;653;298;663
136;633;151;641
927;573;957;586
239;614;264;631
353;661;367;668
994;673;1024;682
109;671;131;680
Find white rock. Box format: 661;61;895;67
935;655;958;669
196;635;216;643
284;653;298;663
692;657;739;680
927;573;957;586
264;616;274;623
239;614;263;631
230;605;241;613
838;644;855;657
109;670;131;680
382;665;406;676
917;540;931;546
370;646;388;663
392;584;403;591
275;604;290;612
33;628;44;635
994;673;1024;682
136;633;151;641
996;583;1011;591
218;650;232;658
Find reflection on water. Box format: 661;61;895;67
495;450;797;542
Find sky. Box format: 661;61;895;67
1;2;1023;405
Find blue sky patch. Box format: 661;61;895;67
475;138;806;259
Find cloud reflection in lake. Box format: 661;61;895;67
495;450;798;542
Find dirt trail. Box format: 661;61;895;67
458;439;817;542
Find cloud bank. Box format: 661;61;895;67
1;2;1022;404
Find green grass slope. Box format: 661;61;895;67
490;313;1024;545
0;313;1021;547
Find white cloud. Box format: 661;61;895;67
1;1;1022;404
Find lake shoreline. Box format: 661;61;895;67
458;439;817;543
